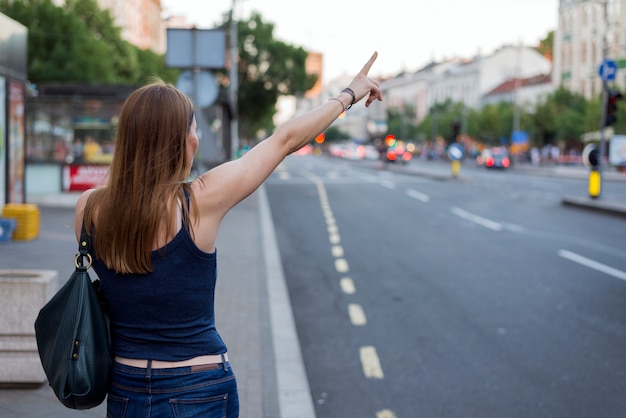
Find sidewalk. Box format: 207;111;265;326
0;186;316;417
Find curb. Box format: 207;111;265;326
561;196;626;219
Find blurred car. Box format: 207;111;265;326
386;141;413;164
476;147;510;169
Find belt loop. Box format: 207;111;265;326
221;354;229;371
146;359;152;377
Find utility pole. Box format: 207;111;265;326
512;42;522;140
229;0;239;160
598;0;609;194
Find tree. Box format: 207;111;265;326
0;0;178;84
219;12;316;141
323;126;350;142
387;105;418;140
537;31;553;61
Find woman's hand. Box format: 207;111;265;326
345;51;383;108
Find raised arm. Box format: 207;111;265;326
192;52;382;218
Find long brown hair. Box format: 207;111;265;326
84;80;198;274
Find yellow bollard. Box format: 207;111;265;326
1;204;40;241
588;170;601;198
451;160;460;178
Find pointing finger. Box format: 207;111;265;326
359;51;378;75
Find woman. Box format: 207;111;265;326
74;52;382;417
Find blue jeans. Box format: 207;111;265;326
107;360;239;418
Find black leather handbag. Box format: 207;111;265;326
34;223;112;409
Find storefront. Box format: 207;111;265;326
0;13;28;204
26;84;135;194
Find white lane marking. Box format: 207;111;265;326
360;346;384;379
451;207;503;231
558;250;626;281
377;410;398;418
348;303;367;326
380;180;395;190
331;245;344;257
406;188;430;202
340;277;356;294
329;232;341;244
258;186;316;416
335;258;349;273
279;171;290;180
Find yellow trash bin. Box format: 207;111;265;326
1;204;40;241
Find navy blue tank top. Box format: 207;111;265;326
92;204;227;361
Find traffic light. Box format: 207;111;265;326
604;90;623;127
451;121;461;143
385;134;396;147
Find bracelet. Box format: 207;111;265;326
341;88;356;109
328;97;347;112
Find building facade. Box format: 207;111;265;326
53;0;164;53
553;0;626;99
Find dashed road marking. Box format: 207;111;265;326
406;188;430;202
348;303;367;326
340;277;356;294
331;245;344;257
451;207;503;231
360;346;384;379
335;258;349;273
298;167;395;416
559;249;626;281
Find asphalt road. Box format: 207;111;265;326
265;155;626;418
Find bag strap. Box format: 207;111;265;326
75;221;93;272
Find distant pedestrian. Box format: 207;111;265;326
74;52;382;417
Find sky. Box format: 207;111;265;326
161;0;559;81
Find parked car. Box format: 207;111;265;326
476;147;510;169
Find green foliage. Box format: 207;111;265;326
224;12;316;140
0;0;178;84
386;105;419;140
323;126;350;142
537;31;553;59
412;83;626;150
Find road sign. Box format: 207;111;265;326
447;143;464;161
176;70;219;109
598;59;618;81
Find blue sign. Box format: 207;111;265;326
599;59;618;81
447;143;464;161
511;130;529;144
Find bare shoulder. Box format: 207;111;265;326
74;189;97;239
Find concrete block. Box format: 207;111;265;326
0;270;58;386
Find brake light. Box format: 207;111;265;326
403;152;412;161
502;157;510;168
387;151;397;161
486;157;494;167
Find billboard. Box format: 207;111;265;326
609;135;626;167
62;164;109;192
8;80;24;203
0;76;5;204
